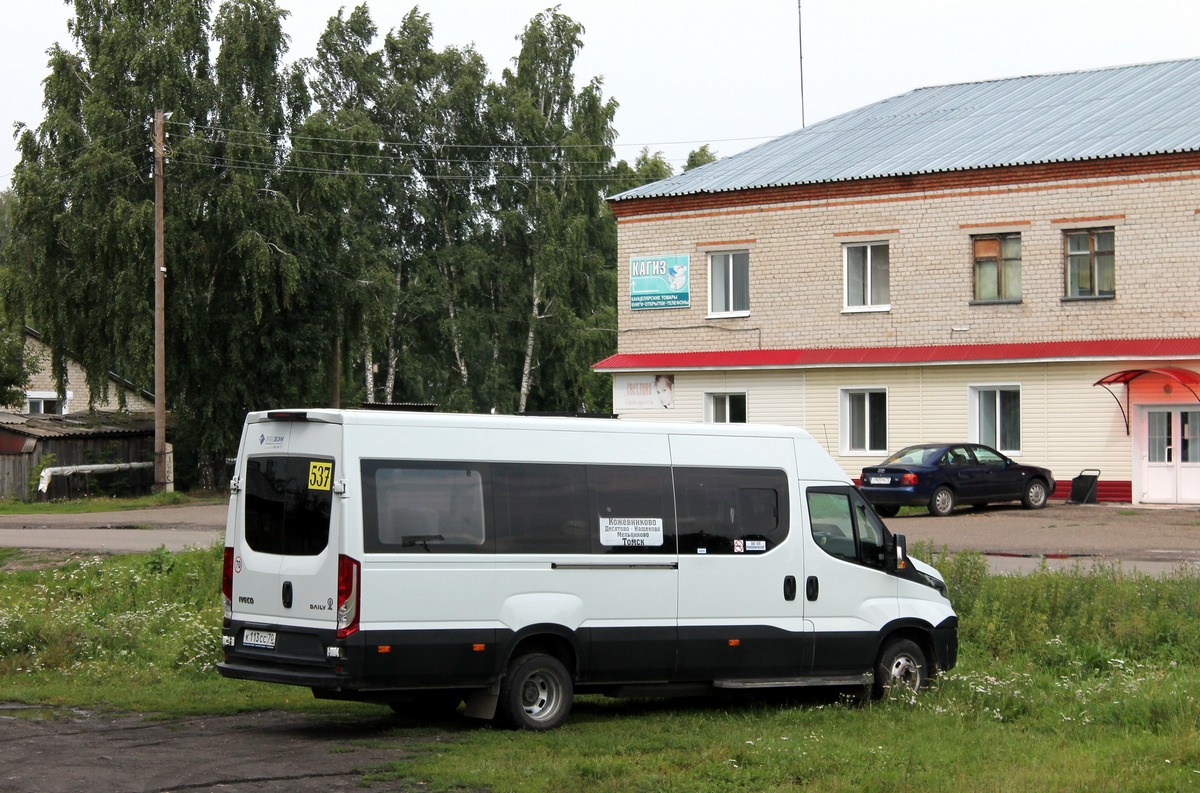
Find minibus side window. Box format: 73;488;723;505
493;463;590;554
361;460;491;553
674;468;788;555
807;487;889;569
244;456;333;556
588;465;677;554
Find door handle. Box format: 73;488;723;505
783;575;796;601
806;576;819;601
281;580;293;609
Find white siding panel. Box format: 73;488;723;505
609;360;1170;491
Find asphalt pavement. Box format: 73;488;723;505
0;500;1197;574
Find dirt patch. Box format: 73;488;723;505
0;549;109;572
0;706;442;792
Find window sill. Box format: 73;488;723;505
969;299;1022;306
841;305;891;314
1061;295;1115;303
706;311;751;320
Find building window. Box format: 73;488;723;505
709;393;747;423
844;242;890;311
843;389;887;452
972;386;1021;452
26;395;63;415
709;251;749;315
1065;229;1114;298
973;234;1021;301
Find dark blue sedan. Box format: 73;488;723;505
859;443;1056;517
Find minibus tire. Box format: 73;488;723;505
498;653;573;730
873;638;926;698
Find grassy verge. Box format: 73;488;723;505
1;545;1197;790
0;491;220;515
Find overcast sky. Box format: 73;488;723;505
3;0;1198;184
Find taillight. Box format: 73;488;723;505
336;555;361;639
901;473;919;485
222;547;234;620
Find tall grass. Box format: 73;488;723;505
1;546;1198;789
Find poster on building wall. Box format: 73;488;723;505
630;254;690;310
615;374;675;410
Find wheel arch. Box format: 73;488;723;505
875;619;941;675
505;623;580;677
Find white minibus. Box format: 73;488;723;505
219;409;957;729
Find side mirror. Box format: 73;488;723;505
889;533;909;572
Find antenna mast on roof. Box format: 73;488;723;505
797;0;806;128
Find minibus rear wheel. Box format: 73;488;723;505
873;638;926;698
498;653;573;730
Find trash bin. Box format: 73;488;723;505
1068;469;1101;504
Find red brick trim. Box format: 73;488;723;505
959;220;1033;229
1051;214;1126;225
610;152;1200;221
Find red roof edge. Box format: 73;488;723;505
593;338;1200;372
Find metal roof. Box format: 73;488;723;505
0;412;155;439
611;58;1200;201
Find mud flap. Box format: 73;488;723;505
463;681;501;720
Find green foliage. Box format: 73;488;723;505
0;545;223;689
684;143;718;171
4;2;625;481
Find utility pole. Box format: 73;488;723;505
797;0;806;128
153;109;172;492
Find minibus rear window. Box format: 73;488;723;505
243;456;333;556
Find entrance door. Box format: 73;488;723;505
1143;409;1200;504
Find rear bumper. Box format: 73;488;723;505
859;485;926;507
220;621;362;689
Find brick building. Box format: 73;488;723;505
596;58;1200;505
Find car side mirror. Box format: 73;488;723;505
888;533;909;572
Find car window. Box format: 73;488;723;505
886;447;936;465
944;447;972;467
972;446;1006;466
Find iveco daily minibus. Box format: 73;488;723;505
219;409;957;729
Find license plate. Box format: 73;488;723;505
243;629;276;649
868;476;891;485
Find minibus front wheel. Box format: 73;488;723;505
498;653;574;730
873;638;927;698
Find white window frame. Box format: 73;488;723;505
842;241;890;313
707;392;747;424
707;251;750;317
26;390;69;415
969;384;1022;454
840;387;888;454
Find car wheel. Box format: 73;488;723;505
1022;478;1049;509
928;486;955;517
873;504;900;518
872;638;927;698
497;653;573;730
